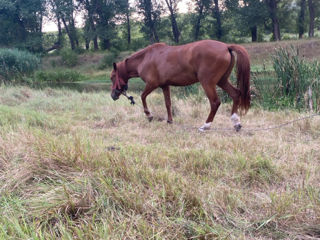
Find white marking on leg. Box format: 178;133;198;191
198;122;211;132
231;113;241;126
231;113;242;131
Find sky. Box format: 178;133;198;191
43;0;191;32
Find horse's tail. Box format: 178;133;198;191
228;44;251;115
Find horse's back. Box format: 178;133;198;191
140;40;232;86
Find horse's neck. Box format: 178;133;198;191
126;48;148;78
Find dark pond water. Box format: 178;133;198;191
31;81;145;93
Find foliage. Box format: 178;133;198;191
0;0;45;52
0;48;40;84
34;69;84;83
137;0;163;43
60;48;79;67
272;46;320;110
97;51;119;70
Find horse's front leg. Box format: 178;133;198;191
161;85;173;124
199;84;221;131
141;84;157;121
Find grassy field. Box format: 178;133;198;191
0;85;319;239
41;39;320;85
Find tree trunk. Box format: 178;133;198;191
152;27;159;43
251;25;257;42
103;39;110;50
213;0;222;40
298;0;306;39
70;18;79;48
170;13;180;43
126;9;131;45
89;18;98;50
61;17;76;50
267;0;281;41
165;0;180;43
194;3;204;40
308;0;315;37
93;36;98;50
57;16;63;46
85;39;90;50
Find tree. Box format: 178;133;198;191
80;0;99;50
164;0;180;43
47;0;63;50
298;0;306;39
125;0;131;45
137;0;162;43
212;0;222;40
0;0;46;52
265;0;281;41
93;0;127;49
49;0;80;50
225;0;268;42
308;0;315;37
193;0;210;40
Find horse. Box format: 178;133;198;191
110;40;250;131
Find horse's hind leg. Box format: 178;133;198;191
161;85;173;123
141;84;157;121
199;84;221;131
218;80;242;131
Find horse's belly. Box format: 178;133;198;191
166;74;198;86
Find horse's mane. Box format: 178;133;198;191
127;43;167;60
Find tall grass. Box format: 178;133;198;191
34;69;84;83
0;48;40;84
272;46;320;111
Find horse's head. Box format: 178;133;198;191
110;62;128;101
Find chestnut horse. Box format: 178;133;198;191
110;40;250;131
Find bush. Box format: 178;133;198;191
0;48;40;83
97;51;118;70
34;70;84;83
60;49;78;67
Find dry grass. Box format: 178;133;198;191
244;39;320;65
0;86;319;239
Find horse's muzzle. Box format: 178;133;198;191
111;84;128;101
111;90;120;101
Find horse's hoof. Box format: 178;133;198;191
148;116;153;122
234;124;242;132
198;122;211;132
167;120;173;124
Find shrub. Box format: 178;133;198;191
97;51;118;70
34;69;84;83
0;48;40;83
60;49;78;67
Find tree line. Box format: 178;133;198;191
0;0;319;53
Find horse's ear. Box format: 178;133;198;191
113;62;117;71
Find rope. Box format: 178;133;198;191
240;113;320;132
179;113;320;133
123;92;320;133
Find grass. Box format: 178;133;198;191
0;85;319;239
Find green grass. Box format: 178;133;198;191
0;86;319;239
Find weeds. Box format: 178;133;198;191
272;46;320;111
